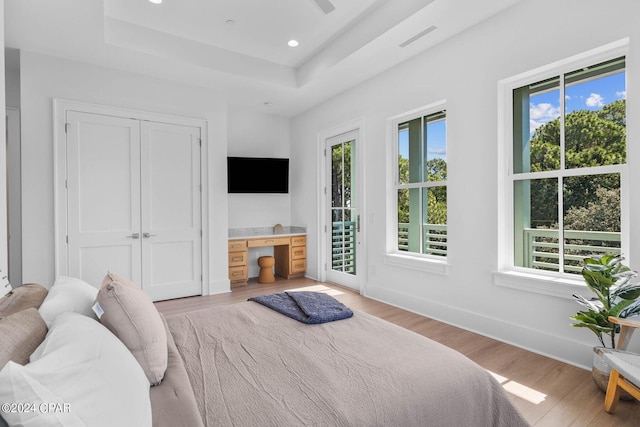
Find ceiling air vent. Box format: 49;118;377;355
311;0;335;14
399;25;438;48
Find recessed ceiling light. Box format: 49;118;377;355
226;19;236;26
148;0;162;4
287;40;299;48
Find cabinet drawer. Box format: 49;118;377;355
291;235;306;246
228;240;247;252
290;259;307;274
248;237;290;248
228;251;247;267
291;246;306;260
228;266;248;281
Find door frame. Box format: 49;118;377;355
317;118;366;293
53;99;210;294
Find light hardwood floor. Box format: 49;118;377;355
155;278;640;426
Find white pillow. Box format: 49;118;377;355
0;313;151;427
38;276;98;326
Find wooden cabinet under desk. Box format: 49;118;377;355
228;240;248;285
274;235;306;279
228;234;306;286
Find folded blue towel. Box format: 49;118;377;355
249;291;353;324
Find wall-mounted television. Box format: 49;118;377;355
227;157;289;194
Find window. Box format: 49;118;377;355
395;108;447;258
510;56;626;276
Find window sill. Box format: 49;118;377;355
384;253;449;275
492;270;587;300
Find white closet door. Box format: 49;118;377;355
140;121;202;301
66;111;142;287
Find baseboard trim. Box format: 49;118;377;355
363;285;593;370
207;279;230;295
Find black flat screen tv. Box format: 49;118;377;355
227;157;289;194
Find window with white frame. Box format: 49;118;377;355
395;108;447;257
509;56;626;275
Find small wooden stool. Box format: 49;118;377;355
257;256;275;284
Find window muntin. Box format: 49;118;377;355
396;110;447;257
511;57;625;274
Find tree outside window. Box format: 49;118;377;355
512;57;626;274
397;110;447;257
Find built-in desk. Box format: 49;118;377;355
228;227;307;287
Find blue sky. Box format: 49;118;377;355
398;71;624;159
529;71;625;134
398;118;446;160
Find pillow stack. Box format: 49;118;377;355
0;275;165;427
0;313;151;427
0;283;49;427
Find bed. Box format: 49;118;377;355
0;277;528;427
165;301;529;426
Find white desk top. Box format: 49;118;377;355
228;226;306;240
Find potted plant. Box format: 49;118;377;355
571;254;640;394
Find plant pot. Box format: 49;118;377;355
592;346;634;400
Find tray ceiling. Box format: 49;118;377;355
5;0;521;116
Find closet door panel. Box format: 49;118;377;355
141;121;202;301
66;112;142;287
79;246;134;285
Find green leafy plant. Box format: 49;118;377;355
571;255;640;348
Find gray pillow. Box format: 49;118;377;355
0;284;48;319
0;308;48;368
95;273;167;385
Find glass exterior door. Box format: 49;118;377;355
326;131;359;289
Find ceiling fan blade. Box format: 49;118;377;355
312;0;335;14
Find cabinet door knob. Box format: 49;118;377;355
143;232;157;238
126;233;140;239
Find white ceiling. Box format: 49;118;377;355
105;0;382;68
5;0;521;116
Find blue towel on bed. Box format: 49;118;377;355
249;291;353;324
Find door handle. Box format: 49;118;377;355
143;232;157;239
126;233;140;239
357;215;360;233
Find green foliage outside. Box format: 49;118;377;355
397;156;447;225
529;100;626;231
395;98;625;259
563;187;621;233
331;142;353;213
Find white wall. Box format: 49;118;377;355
20;52;229;294
290;0;640;368
227;105;291;229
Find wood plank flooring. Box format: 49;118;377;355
155;278;640;426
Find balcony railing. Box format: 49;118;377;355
398;223;447;257
523;228;621;274
394;224;620;272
